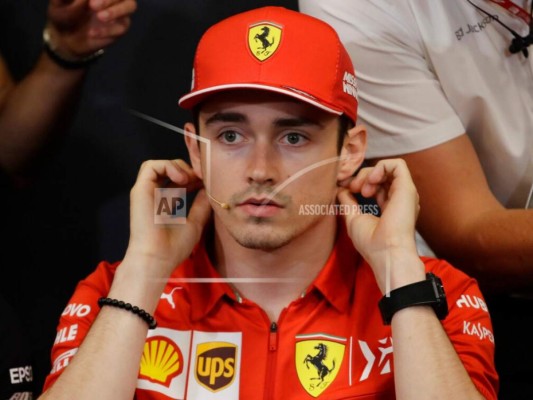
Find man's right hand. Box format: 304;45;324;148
47;0;137;58
124;159;212;279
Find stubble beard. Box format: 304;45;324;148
230;216;294;251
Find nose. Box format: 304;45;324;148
246;140;279;186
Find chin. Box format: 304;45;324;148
229;213;325;251
230;219;295;251
234;234;291;251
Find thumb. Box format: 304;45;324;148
337;187;359;207
337;187;365;229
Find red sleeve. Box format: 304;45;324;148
423;257;499;400
41;261;119;393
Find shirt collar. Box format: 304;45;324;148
178;220;360;321
178;239;237;322
306;221;360;313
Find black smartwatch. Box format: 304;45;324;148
378;272;448;325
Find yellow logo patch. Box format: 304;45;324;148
195;341;237;392
295;335;346;397
139;336;184;387
248;22;282;61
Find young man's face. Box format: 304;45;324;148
186;90;363;251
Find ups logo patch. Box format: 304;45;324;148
195;342;237;392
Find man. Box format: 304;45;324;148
0;0;137;180
38;7;498;399
298;0;532;397
298;0;533;290
0;0;136;397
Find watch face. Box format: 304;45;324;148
429;273;449;320
378;273;450;325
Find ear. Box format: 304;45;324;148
337;124;367;182
184;122;204;180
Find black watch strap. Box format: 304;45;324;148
378;272;448;325
43;29;104;70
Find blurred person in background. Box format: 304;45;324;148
299;1;533;398
0;0;136;397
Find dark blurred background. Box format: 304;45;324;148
0;0;298;394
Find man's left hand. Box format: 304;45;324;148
337;158;425;292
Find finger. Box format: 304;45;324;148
48;0;86;21
89;17;131;39
366;163;387;185
371;159;414;188
95;0;137;21
170;160;205;190
337;188;361;225
339;167;383;199
135;160;194;189
337;187;359;207
89;0;122;11
167;159;204;188
358;160;414;201
338;167;372;193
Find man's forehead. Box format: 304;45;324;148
198;89;337;125
203;112;326;130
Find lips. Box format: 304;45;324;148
237;197;283;217
238;197;281;207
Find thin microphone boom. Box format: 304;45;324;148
206;192;230;209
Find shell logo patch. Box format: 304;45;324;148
195;341;237;392
295;334;346;398
139;336;184;387
248;22;282;61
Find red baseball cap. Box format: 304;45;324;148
178;6;358;124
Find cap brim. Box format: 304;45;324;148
178;83;343;116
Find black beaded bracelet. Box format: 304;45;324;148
97;297;157;329
43;28;104;70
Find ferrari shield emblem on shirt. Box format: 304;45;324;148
295;334;346;397
248;22;282;61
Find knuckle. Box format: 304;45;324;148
139;160;151;169
395;158;407;167
129;0;137;13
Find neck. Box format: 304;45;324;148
210;216;338;321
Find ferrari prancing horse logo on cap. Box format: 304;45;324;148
248;22;282;61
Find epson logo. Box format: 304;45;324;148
9;366;33;384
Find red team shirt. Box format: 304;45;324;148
43;225;499;399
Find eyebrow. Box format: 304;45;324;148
204;112;247;125
204;112;324;128
273;116;324;129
